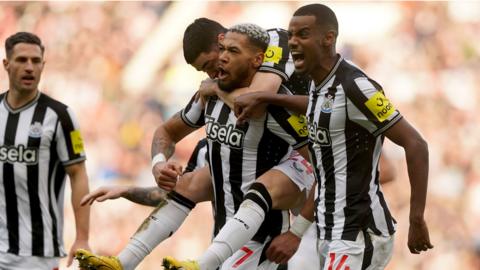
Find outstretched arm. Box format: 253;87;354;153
81;186;167;207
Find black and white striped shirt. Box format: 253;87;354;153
184;138;208;174
0;91;86;257
306;55;401;241
182;86;308;242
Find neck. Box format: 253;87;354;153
311;52;338;86
6;88;39;109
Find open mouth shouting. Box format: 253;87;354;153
291;51;305;70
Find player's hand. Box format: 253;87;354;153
408;218;433;254
80;186;129;206
195;78;219;105
152;161;183;191
265;231;301;264
234;92;267;125
67;239;90;267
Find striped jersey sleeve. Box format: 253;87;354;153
55;106;86;166
345;76;402;136
181;93;205;128
260;28;294;82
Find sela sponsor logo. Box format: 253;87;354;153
205;117;245;148
0;145;39;164
29;121;43;138
308;122;331;147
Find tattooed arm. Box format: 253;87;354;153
81;186;167;207
152;111;199;191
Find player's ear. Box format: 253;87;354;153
252;52;264;69
323;29;336;47
3;58;9;71
217;33;225;42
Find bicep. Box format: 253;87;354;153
383;118;424;148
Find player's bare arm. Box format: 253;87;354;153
81;186;168;207
383;117;433;254
151;111;199;191
235;93;308;125
65;161;91;267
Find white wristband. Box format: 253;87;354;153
151;153;167;169
289;215;312;238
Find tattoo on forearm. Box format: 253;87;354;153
151;113;180;158
124;187;167;206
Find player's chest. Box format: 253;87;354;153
0;107;56;164
204;103;267;150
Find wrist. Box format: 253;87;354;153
289;215;312;238
151;153;166;169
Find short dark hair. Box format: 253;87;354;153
293;4;339;36
228;23;270;53
183;18;227;64
5;32;45;59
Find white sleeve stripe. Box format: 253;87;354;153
372;114;402;137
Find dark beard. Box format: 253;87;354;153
217;80;235;93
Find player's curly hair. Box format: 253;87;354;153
5;32;44;59
228;23;270;53
183;18;226;64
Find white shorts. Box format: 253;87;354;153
0;251;59;270
221;238;278;270
318;230;394;270
272;150;315;197
288;223;320;270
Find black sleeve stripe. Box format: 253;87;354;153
372;114;403;137
0;92;5;102
42;94;80;160
343;78;383;130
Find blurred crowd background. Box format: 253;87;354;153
1;1;479;269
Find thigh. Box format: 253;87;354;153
260;151;315;210
0;251;59;270
221;239;278;270
319;231;394;270
368;233;394;270
174;165;213;203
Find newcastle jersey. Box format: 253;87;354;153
0;91;86;257
181;86;308;242
306;55;401;241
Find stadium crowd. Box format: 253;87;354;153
0;2;479;269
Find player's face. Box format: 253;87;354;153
191;49;220;79
288;15;324;75
217;32;260;92
3;43;44;94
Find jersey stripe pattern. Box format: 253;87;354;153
0;92;86;257
181;86;308;243
306;56;401;241
260;28;295;82
184;138;208;173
